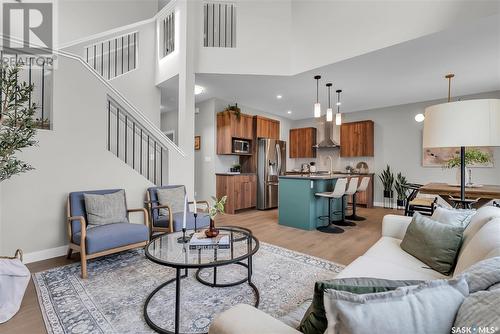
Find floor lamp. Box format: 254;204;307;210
422;75;500;208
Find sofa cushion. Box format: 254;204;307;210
323;279;469;334
456;256;500;292
83;190;128;227
280;300;311;330
153;212;210;232
73;223;148;254
299;278;423;334
401;213;464;275
462;206;500;250
431;207;475;228
454;219;500;275
453;289;500;329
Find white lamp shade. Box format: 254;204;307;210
335;112;342;125
423;99;500;148
314;103;321;118
326;108;333;122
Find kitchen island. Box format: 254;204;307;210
278;174;347;230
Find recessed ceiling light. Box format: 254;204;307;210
194;85;205;95
276;95;283;99
415;113;425;122
287;110;292;114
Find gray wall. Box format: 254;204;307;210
290;90;500;204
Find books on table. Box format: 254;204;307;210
189;232;230;250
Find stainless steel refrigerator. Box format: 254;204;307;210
257;138;286;210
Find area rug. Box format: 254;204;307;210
34;243;344;333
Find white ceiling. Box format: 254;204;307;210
195;14;500;120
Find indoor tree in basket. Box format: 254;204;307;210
379;165;395;199
445;148;492;186
205;195;228;237
0;62;38;182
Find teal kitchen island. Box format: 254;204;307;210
278;175;346;230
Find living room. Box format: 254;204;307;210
1;1;499;334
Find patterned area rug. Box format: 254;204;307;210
34;243;344;333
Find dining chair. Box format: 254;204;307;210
403;183;437;216
67;189;150;278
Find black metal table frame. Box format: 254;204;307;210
143;226;260;334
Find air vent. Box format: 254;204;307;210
203;2;236;48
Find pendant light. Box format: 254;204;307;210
314;75;321;118
326;83;333;122
335;89;342;125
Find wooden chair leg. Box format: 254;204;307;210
66;248;73;259
80;251;88;279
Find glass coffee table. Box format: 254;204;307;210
144;226;260;334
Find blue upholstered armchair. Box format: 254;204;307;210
146;185;210;235
67;189;150;278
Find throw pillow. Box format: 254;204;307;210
323;278;469;334
156;186;186;216
457;256;500;293
84;190;128;227
432;206;475;228
453;289;500;329
401;213;464;275
298;278;423;334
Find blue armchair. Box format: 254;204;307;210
146;185;210;235
67;189;149;278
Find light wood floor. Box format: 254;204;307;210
1;207;399;334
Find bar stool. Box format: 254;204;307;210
315;178;347;234
346;176;371;221
334;177;358;227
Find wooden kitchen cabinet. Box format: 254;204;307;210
255;116;280;139
346;174;374;208
340;120;374;157
216;111;254;154
216;174;257;214
289;127;317;158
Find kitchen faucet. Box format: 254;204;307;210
326;155;334;174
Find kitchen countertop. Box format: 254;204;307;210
216;173;256;176
282;172;374;180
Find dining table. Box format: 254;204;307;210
419;182;500;208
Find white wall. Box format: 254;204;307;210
194;97;292;201
57;0;158;45
289;91;500;204
161;111;179;143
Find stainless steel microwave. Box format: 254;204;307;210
232;139;250;154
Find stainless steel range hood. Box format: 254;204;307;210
313;116;340;148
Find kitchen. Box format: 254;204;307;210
214;105;375;231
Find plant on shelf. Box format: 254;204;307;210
0;62;38;182
394;172;408;207
205;195;228;237
379;165;395;198
224;103;241;119
445;148;492;186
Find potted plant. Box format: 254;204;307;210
224;103;241;119
205;195;228;237
379;165;394;199
230;163;241;173
394;172;408;207
1;62;38;182
445;148;492;186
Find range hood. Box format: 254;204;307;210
313;117;340;148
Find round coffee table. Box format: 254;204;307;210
144;226;260;334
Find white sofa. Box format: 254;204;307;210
209;206;500;334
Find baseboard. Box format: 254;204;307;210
373;201;385;207
24;245;68;264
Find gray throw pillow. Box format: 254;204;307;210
84;190;128;227
323;278;469;334
157;187;186;216
457;256;500;293
432;206;475;228
401;213;464;275
453;289;500;329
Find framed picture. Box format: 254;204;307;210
422;146;494;167
194;136;201;150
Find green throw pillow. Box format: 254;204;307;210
298;277;423;334
401;213;464;276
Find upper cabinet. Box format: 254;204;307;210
255;116;280;139
217;111;254;154
340;120;374;157
289;127;317;158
